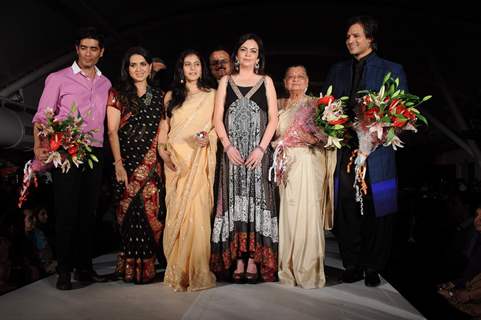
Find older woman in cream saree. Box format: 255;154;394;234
274;66;336;289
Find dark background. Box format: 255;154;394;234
1;0;481;180
1;1;480;318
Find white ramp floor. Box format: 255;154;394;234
0;236;426;320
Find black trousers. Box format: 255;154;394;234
335;148;393;272
52;148;103;273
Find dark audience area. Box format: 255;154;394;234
0;153;119;295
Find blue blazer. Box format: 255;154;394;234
323;53;408;217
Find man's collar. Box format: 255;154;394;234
354;51;376;64
72;61;102;76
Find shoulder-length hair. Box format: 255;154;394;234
117;46;152;114
166;49;212;117
231;33;266;75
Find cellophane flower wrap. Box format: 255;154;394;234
314;85;349;149
269;88;349;186
18;104;99;208
351;72;431;213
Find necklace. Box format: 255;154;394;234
142;88;153;106
285;95;306;110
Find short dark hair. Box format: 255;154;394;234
209;45;230;57
231;33;266;75
152;57;166;64
284;65;309;79
75;26;105;48
347;16;378;51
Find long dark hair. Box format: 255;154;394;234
231;33;266;75
117;46;152;114
166;49;211;117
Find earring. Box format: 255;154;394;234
254;62;260;74
180;74;184;84
234;58;240;71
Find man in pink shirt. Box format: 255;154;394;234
32;27;111;290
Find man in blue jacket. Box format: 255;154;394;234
323;16;408;287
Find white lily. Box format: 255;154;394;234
384;135;404;150
368;122;385;140
60;159;71;173
46;152;62;168
324;136;343;149
404;122;418;132
71;156;83;168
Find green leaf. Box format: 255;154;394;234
387;84;396;97
404;93;420;100
405;102;415;107
392;90;401;98
88;159;93;169
90;154;99;162
417;114;428;125
383;72;392;85
71;103;77;115
325;85;333;97
387;127;395;141
378;84;385;99
85;145;92;152
422;95;432;102
395;77;400;88
410;107;420;114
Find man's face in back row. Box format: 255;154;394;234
209;50;232;80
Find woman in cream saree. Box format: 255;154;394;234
159;50;216;292
274;66;336;289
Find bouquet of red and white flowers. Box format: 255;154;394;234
18;104;98;207
269;88;349;185
315;85;349;149
351;73;431;211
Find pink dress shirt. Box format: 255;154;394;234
32;62;112;147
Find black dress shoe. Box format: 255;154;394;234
74;269;108;283
56;272;72;290
364;269;381;287
246;272;258;284
341;266;364;283
232;272;246;284
105;271;123;282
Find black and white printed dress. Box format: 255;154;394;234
211;76;278;282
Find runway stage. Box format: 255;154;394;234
0;236;425;320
